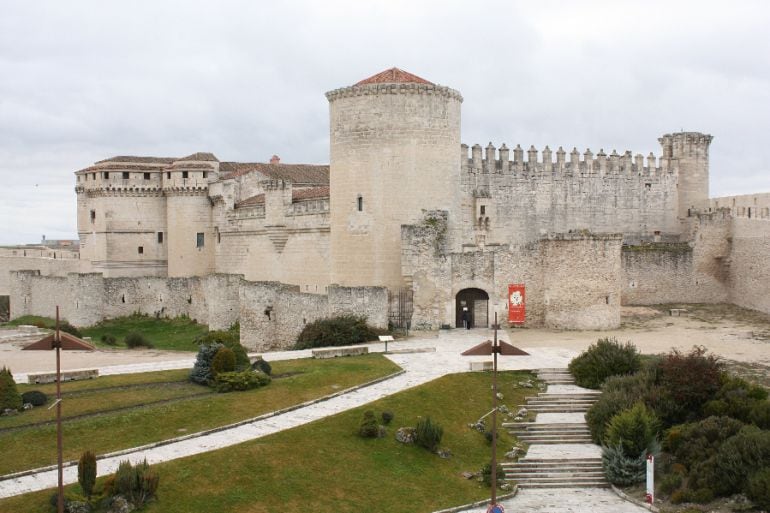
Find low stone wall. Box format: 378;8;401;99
9;271;387;351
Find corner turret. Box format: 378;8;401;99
659;132;713;218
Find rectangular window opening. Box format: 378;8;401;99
167;172;171;179
103;172;109;179
144;172;151;180
203;171;208;178
183;171;189;179
480;205;486;215
122;172;129;179
157;232;164;243
138;246;144;254
196;232;205;248
90;210;96;223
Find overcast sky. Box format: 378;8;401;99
1;0;769;245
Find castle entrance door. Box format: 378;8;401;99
455;288;489;328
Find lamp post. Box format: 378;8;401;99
462;312;528;510
23;306;94;513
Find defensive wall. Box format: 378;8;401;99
8;271;387;350
0;248;85;296
401;211;623;330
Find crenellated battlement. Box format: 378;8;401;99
461;142;668;177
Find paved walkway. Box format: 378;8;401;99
0;329;647;511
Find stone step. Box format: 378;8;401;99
510;458;602;464
507;422;589;430
503;461;602;470
516;437;593;444
519;406;591;413
534;393;600;398
525;400;596;406
507;470;605;478
514;481;611;489
509;428;591;436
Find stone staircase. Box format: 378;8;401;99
502;368;609;489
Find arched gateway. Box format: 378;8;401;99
455;288;489;328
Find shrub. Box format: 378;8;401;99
195;331;249;370
78;451;96;498
415;416;443;452
669;488;692;504
251;358;272;376
749;401;770;429
481;462;505;487
656;346;722;425
690;488;714;504
21;390;47;407
658;472;683;495
567;337;641;389
100;334;117;346
124;332;153;349
114;459;159;508
358;410;381;438
189;343;223;385
690;425;770;496
214;370;271;393
211;347;236;378
747;468;770;510
59;321;82;338
664;416;744;469
0;367;22;411
604;402;659;458
294;315;380;350
601;444;646;486
381;410;394;425
703;374;768;423
586;388;640;444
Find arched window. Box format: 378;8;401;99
357;195;363;212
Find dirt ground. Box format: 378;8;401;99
2;304;770;384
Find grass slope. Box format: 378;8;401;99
7;314;209;351
0;370;537;513
0;355;400;475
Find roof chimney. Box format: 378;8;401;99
270;155;280;164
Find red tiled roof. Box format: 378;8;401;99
178;152;219;162
292;186;329;201
355;68;433;86
235;194;265;208
95;156;177;165
235;186;330;209
220;163;329;184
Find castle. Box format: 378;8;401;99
4;68;770;349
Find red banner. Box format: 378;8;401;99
508;284;525;324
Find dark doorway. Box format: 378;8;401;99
455;288;489;328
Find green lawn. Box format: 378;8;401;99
6;314;209;351
0;371;537;513
0;355;400;475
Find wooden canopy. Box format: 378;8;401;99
23;332;95;351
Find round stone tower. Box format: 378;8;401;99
326;68;463;289
659;131;713;219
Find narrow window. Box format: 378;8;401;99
196;232;205;248
203;171;208;178
357;195;363;212
138;246;144;254
480;205;486;215
90;210;96;223
122;172;129;179
144;172;151;180
183;171;189;179
167;172;171;179
92;173;96;180
103;172;109;179
157;232;164;243
216;228;221;244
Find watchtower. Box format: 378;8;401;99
659;132;713;219
326;68;463;289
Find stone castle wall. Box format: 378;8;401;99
455;144;681;250
402;211;623;330
8;271;387;350
0;252;85;296
729;217;770;314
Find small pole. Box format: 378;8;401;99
491;312;498;506
55;306;64;513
